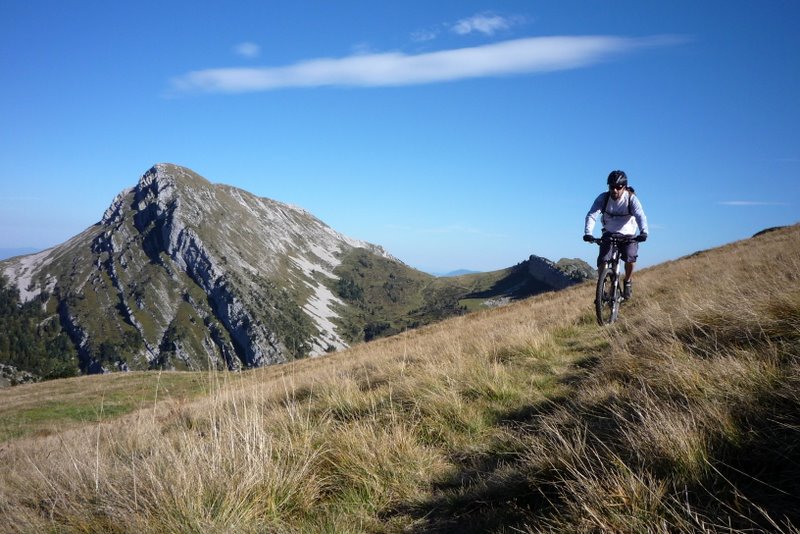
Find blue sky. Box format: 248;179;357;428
1;1;798;273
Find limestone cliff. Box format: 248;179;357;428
2;164;391;372
1;164;595;377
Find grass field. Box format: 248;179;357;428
0;370;216;442
1;225;798;533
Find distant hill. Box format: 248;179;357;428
0;164;593;379
0;248;39;261
435;269;480;277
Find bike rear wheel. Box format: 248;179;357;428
595;265;620;325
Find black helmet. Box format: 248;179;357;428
607;170;628;187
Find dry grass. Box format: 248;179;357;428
1;226;799;533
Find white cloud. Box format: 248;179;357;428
171;35;676;94
234;42;261;58
350;42;375;55
410;28;440;42
411;12;522;43
452;13;516;36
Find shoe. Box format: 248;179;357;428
623;281;632;300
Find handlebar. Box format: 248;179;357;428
587;235;638;245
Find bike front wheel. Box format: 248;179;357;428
595;265;620;325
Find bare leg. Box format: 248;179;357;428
624;262;635;283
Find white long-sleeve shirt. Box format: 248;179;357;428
584;190;649;237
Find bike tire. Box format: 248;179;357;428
595;265;619;325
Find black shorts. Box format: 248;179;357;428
597;234;639;266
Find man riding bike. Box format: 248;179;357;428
583;170;649;300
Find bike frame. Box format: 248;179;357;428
592;235;631;325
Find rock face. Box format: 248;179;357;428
1;164;392;373
555;257;597;283
1;163;596;376
0;364;38;388
526;255;578;290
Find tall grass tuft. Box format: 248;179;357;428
1;225;799;532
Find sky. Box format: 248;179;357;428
1;1;798;273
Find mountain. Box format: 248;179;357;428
0;164;593;377
434;269;479;277
0;248;40;261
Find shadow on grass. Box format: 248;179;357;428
381;353;606;533
385;346;800;533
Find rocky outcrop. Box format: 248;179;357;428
0;163;595;377
526;255;579;290
555;258;596;282
0;164;385;373
0;363;39;387
130;166;289;367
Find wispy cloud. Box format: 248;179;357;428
170;35;681;94
718;201;790;206
451;12;520;36
411;12;523;42
234;42;261;59
410;28;440;43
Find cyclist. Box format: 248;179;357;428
583;170;649;299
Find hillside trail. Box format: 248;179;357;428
393;225;800;532
0;225;797;533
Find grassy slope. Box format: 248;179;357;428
0;225;798;533
0;371;219;441
330;248;511;341
330;248;565;343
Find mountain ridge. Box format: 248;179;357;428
1;163;593;379
2;225;797;531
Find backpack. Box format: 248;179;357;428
603;186;636;217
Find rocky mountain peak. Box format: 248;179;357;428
3;164;390;373
1;164;594;378
526;255;576;290
102;164;185;226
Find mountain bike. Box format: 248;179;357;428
591;235;634;325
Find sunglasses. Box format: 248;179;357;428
609;184;625;190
